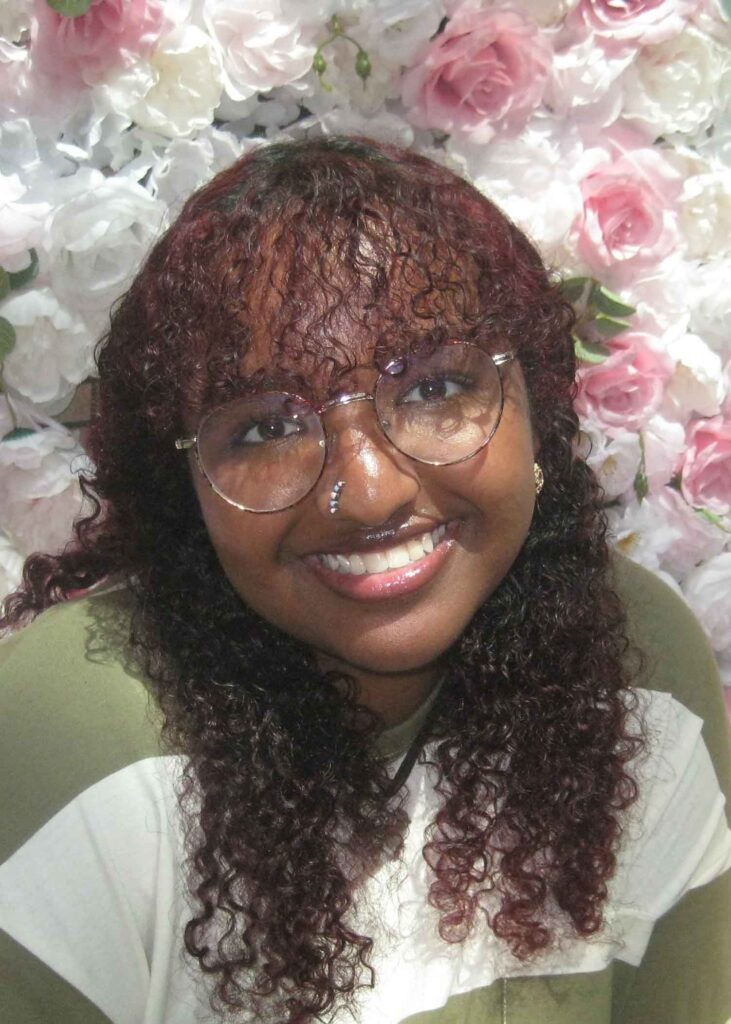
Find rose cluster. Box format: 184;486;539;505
1;0;730;696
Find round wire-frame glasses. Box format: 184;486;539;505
175;343;515;513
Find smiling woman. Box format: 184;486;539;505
1;137;730;1024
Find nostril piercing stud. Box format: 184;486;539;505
328;479;345;515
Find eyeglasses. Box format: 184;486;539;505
175;342;514;513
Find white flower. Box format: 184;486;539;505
687;258;731;357
1;288;96;412
149;126;245;209
642;414;687;489
203;0;317;103
622;27;730;137
683;552;731;655
0;424;88;559
575;422;641;500
658;334;725;421
0;171;50;266
607;487;727;580
546;34;631;125
449;121;584;253
43;169;165;332
0;532;24;603
622;256;692;339
347;0;445;67
100;25;224;139
680;166;731;259
516;0;579;27
0;0;31;43
605;496;680;572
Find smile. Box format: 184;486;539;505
304;521;458;602
316;523;447;575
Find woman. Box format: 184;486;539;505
1;136;729;1024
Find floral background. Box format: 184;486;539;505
1;0;730;709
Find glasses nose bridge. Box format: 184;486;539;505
319;391;390;461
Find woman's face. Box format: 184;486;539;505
189;340;539;681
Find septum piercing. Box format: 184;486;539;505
329;479;345;515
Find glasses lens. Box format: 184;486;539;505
375;344;503;464
196;393;325;512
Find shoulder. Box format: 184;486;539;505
609;550;731;806
0;586;164;861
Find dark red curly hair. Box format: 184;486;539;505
2;136;646;1023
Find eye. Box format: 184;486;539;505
399;374;472;404
230;415;304;447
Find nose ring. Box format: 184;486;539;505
328;479;345;515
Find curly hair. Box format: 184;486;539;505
2;136;647;1023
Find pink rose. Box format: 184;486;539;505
401;4;552;143
571;0;701;49
31;0;168;86
575;333;674;435
575;147;682;276
680;415;731;515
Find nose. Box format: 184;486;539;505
314;401;421;526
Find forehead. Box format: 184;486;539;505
233;216;485;398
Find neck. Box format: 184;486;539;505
316;654;445;727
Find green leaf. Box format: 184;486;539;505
573;334;611;364
44;0;93;15
0;316;16;360
696;507;731;533
561;276;591;303
7;249;39;291
0;267;9;301
633;468;648;502
589;283;636;318
1;427;36;442
591;313;632;338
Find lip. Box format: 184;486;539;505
303;520;460;602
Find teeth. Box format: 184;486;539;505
318;524;449;576
349;554;366;575
363;550;389;573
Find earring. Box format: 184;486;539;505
534;462;544;495
329;479;345;515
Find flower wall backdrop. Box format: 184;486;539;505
1;0;730;705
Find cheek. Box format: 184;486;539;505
193;479;292;595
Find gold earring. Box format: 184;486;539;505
534;462;544;495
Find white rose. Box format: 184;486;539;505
659;334;725;421
683;552;731;654
44;170;165;331
680;167;731;259
605;495;680;572
0;425;88;558
0;532;24;603
101;25;224;139
449;122;584;252
149;126;245;209
203;0;317;103
622;27;730;136
0;0;31;42
687;258;731;357
624;256;692;338
350;0;445;66
1;288;96;412
0;172;50;266
654;486;727;579
297;108;416;150
575;422;641;500
546;34;631;125
642;413;686;489
515;0;579;27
